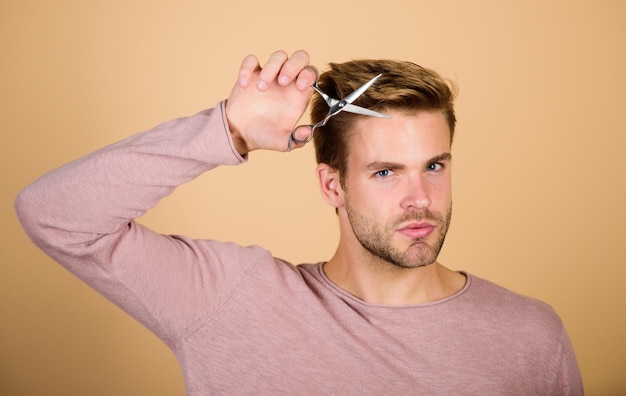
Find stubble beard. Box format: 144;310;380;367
345;202;452;270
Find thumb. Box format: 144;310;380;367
287;125;315;151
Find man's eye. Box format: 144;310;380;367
427;163;443;172
376;170;392;177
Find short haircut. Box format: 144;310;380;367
311;59;457;185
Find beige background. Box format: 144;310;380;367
2;1;625;394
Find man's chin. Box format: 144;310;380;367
401;243;439;268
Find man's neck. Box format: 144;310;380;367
323;251;466;305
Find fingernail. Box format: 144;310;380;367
296;79;308;90
239;77;249;88
257;80;268;90
278;75;289;85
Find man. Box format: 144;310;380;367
16;50;583;394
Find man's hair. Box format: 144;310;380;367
311;59;457;185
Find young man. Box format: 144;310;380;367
16;50;583;394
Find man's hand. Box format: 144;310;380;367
225;50;317;155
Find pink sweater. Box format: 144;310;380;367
16;102;583;395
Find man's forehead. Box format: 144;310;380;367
345;110;451;158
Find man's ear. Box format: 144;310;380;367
316;163;344;208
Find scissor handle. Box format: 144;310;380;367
287;124;316;152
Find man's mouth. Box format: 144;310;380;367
396;222;436;239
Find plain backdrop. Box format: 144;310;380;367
2;1;625;394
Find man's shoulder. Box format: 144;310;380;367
464;273;564;330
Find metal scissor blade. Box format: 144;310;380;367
311;85;334;107
343;74;383;104
342;103;390;118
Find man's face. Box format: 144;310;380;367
340;110;452;269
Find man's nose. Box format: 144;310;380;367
400;175;432;210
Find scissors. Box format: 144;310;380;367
287;66;390;151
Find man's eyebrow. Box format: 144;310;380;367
365;161;405;171
364;153;452;171
429;153;452;163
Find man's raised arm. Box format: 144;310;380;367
13;50;315;340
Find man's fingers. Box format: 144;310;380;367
255;50;313;91
277;50;312;88
257;50;289;91
238;54;261;88
295;65;317;90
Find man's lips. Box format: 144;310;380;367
396;222;436;239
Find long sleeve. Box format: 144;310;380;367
14;101;271;348
16;102;242;241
